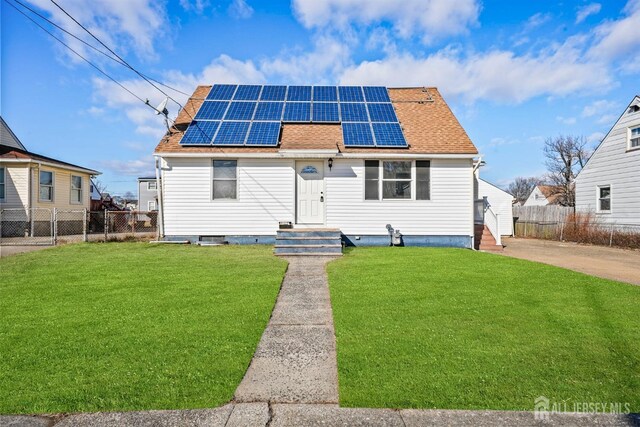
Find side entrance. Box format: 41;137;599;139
295;161;325;225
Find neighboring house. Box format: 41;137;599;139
153;84;484;249
475;177;514;236
138;177;158;211
523;185;563;206
90;179;103;210
0;118;100;215
575;95;640;225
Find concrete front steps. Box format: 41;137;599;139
474;224;504;252
274;228;342;256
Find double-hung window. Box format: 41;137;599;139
364;160;431;201
148;181;157;190
598;185;611;212
630;126;640;150
148;200;157;211
0;167;5;200
70;175;83;204
39;171;54;202
212;160;237;200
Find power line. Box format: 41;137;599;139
47;0;208;140
10;0;190;97
4;0;153;109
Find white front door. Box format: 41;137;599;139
296;161;325;224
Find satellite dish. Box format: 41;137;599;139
155;97;169;116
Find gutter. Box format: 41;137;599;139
154;152;478;160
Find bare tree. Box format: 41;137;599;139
543;135;591;207
506;177;542;204
92;178;108;194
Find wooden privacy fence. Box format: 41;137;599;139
512;205;640;249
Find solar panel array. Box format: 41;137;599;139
180;85;408;147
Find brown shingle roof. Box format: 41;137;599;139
154;86;477;155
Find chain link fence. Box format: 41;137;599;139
0;208;158;246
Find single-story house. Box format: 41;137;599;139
153;85;498;251
0;117;100;213
575;95;640;225
523;185;563;206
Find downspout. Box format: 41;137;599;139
471;156;483;250
154;156;164;239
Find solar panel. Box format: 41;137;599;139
213;121;250;145
340;103;368;122
195;101;229;120
254;102;284;121
372;123;407;146
287;86;312;101
224;101;257;120
363;86;391;102
246;122;281;146
207;84;237;100
180;120;219;145
342;123;374;146
367;103;398;122
338;86;364;102
313;102;339;122
313;86;338;101
233;85;262;100
283;102;311;122
260;85;287;101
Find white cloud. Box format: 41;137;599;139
26;0;167;61
180;0;210;14
556;116;577;125
100;156;155;177
525;12;552;30
581;99;618;117
576;3;602;24
588;0;640;63
291;0;480;43
587;131;605;143
228;0;254;19
340;37;612;104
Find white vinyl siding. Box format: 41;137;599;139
575;96;640;225
162;158;295;236
325;158;473;235
161;157;473;237
477;178;514;236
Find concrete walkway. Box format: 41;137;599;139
234;256;339;404
2;254;639;426
502;237;640;286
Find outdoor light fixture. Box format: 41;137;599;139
328;158;333;171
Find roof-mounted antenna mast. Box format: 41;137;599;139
146;97;173;133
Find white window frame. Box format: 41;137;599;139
148;200;157;211
147;181;157;190
597;184;611;213
211;159;238;201
0;167;5;201
363;160;431;201
39;170;55;202
628;126;640;151
70;175;83;204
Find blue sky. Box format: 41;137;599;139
2;0;639;196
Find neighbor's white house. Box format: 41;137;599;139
153;85;499;251
475;177;514;236
575;95;640;226
523;184;562;206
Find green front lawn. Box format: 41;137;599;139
0;243;287;414
327;247;640;411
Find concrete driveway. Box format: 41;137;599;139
501;237;640;286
